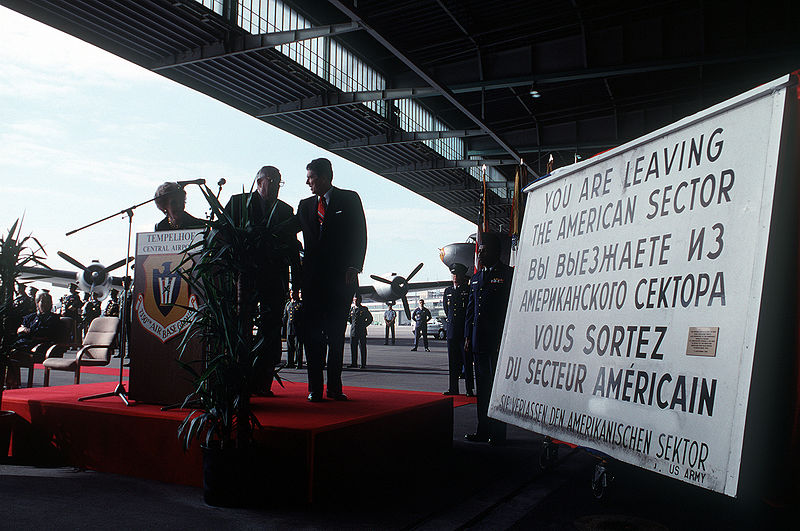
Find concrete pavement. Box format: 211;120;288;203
1;326;794;529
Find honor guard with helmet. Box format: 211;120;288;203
442;263;473;396
464;232;513;445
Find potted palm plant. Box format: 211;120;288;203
175;184;292;506
0;219;47;457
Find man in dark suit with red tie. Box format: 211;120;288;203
296;158;367;402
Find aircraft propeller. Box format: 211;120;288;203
370;262;424;320
57;251;132;300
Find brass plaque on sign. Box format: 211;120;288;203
686;327;719;357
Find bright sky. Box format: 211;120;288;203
0;6;476;298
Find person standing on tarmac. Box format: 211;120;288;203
411;298;431;352
383;301;397;345
442;263;473;397
283;288;304;369
348;294;373;368
464;232;513;445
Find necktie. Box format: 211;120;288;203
317;196;326;226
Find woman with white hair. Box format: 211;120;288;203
153;182;204;231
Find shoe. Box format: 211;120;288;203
488;437;506;447
466;391;475;397
348;363;358;368
459;373;465;379
424;348;430;352
360;365;366;369
465;433;489;443
297;365;303;370
307;393;324;402
384;342;388;345
327;392;348;401
442;390;458;396
286;363;296;368
410;348;417;351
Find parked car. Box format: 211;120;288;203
433;316;446;340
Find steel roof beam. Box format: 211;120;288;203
420;181;513;194
379;159;515;175
254;87;439;116
468;141;618;157
151;21;362;71
327;0;534;178
328;129;485;150
253;45;793;118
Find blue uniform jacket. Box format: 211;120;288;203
443;283;469;341
464;262;513;353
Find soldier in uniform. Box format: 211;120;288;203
348;294;373;368
442;263;473;396
81;293;102;333
411;299;432;352
383;301;397;345
12;283;33;329
61;283;82;342
464;232;513;445
103;289;120;317
283;288;304;369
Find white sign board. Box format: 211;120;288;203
490;76;791;497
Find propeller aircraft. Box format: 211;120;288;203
20;251;132;301
361;262;452;320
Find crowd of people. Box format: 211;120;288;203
3;282;126;388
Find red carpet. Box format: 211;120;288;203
3;380;455;502
25;366;477;407
32;363;129;377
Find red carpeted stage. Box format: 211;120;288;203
3;380;467;503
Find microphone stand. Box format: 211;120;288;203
72;199;156;405
69;183;209;405
207;178;226;221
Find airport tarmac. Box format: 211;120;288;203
1;325;795;529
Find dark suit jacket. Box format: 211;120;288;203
154;212;205;232
225;192;300;299
296;186;367;306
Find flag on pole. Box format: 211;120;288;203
480;164;489;234
509;161;527;267
509;162;525;238
475;164;488;273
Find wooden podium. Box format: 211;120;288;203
128;229;204;405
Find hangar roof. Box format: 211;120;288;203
4;0;799;230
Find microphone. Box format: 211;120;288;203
177;178;205;187
217;178;226;187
